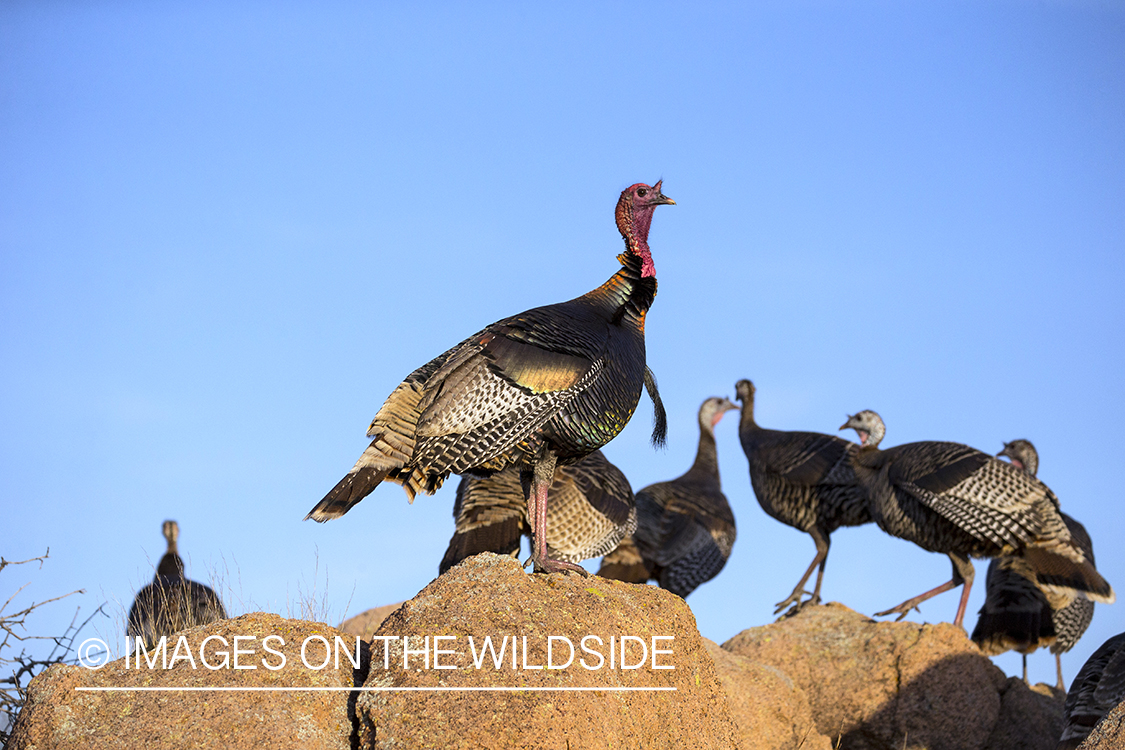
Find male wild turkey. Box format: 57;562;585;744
735;380;869;613
600;396;738;598
840;411;1113;628
1058;632;1125;749
307;182;674;574
127;520;227;649
972;439;1099;689
440;450;635;574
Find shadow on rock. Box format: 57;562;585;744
724;603;1064;750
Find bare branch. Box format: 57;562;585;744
0;549;50;575
1;548;105;746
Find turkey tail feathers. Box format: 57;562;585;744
598;558;652;584
305;466;389;522
970;556;1056;656
597;537;652;583
972;610;1055;656
644;366;667;448
440;516;523;575
1024;547;1116;604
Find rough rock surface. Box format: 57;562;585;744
703;638;832;750
9;572;1074;749
723;602;1065;750
339;603;403;640
8;612;367;750
358;552;740;749
1078;699;1125;749
986;679;1066;750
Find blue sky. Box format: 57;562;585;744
2;1;1123;689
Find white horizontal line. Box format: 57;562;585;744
75;686;676;693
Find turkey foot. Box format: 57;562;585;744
524;554;589;576
774;590;820;616
873;600;923;622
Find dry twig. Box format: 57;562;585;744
1;549;104;744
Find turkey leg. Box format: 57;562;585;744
774;528;830;614
523;451;587;576
875;553;975;628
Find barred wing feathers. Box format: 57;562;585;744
439;464;527;575
883;442;1112;603
1051;516;1098;654
538;453;636;563
565;450;635;529
744;429;866;533
756;431;855;487
439;450;635;573
887;444;1068;550
596;535;651;583
631;480;736;599
307;316;606;522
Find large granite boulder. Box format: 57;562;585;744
357;552;741;749
704;638;832;750
8;612;367;750
7;564;1071;749
723;602;1065;750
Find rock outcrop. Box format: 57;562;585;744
723;602;1065;750
704;638;832;749
338;603;403;640
8;613;367;750
988;680;1069;750
8;562;1073;749
358;552;741;749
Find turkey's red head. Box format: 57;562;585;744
616;181;674;278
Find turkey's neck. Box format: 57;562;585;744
157;549;184;579
738;398;760;435
584;203;659;323
688;425;721;481
861;419;886;450
616;202;657;279
587;245;656;324
854;444;885;472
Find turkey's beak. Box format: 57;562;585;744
711;401;739;427
652;180;675;205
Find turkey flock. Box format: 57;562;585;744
130;180;1122;744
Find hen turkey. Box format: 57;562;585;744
127;520;227;650
971;439;1100;689
841;411;1113;628
601;396;738;598
736;379;869;613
